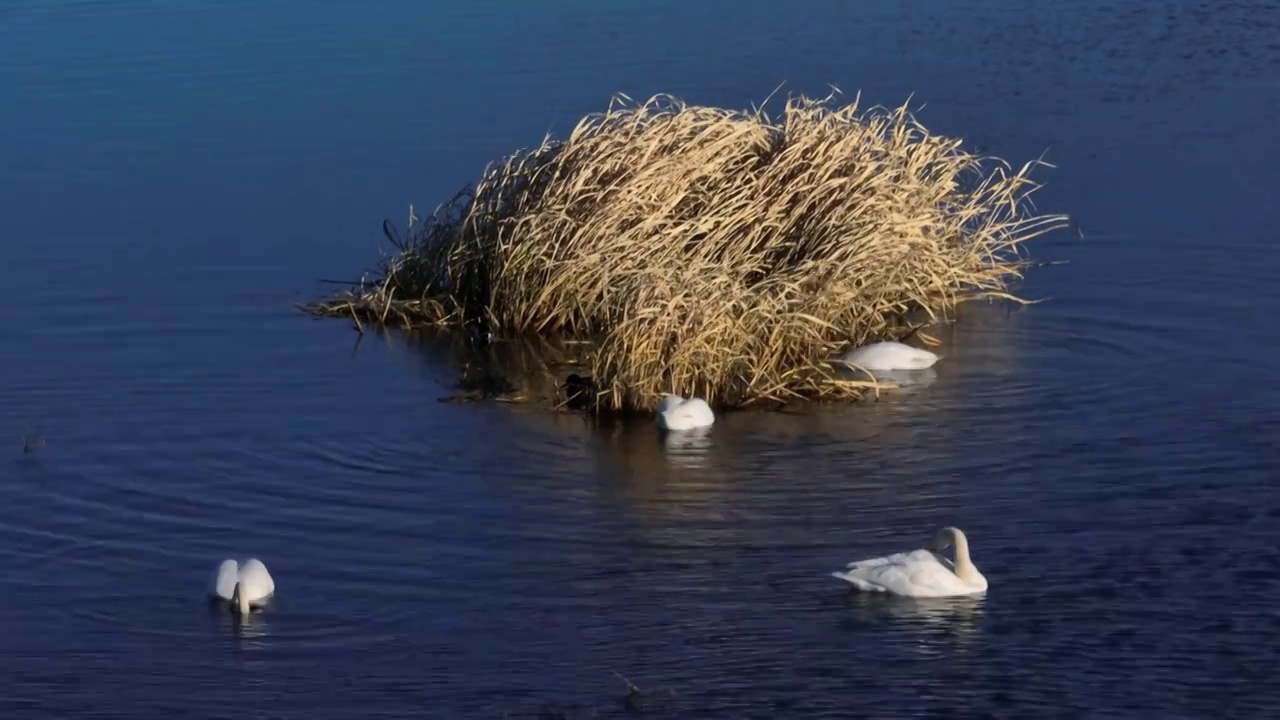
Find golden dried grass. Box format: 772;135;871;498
307;90;1069;411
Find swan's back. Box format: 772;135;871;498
209;559;240;601
656;397;715;431
833;549;978;598
656;394;685;415
840;341;939;371
238;558;276;602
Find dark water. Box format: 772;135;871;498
3;1;1279;717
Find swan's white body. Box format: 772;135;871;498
838;341;940;371
655;394;715;431
831;527;987;598
209;558;276;614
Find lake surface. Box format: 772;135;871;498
3;1;1279;717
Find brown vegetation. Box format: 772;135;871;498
305;90;1068;412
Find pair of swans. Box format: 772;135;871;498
204;531;986;614
831;526;987;598
653;340;938;431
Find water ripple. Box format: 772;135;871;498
4;0;1280;717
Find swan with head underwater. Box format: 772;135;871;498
208;558;276;614
837;340;940;372
831;527;987;598
655;392;715;431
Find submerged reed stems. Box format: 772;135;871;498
305;90;1069;411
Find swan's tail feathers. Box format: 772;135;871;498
830;570;884;593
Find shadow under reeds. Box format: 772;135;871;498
399;329;601;410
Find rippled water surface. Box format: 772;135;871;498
3;1;1280;717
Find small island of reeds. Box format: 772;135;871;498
305;90;1069;413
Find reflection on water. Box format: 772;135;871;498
869;367;939;392
211;605;275;647
660;425;715;469
832;356;941;393
842;592;987;658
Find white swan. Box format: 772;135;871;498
655;393;715;431
209;558;276;614
831;526;987;598
837;341;940;371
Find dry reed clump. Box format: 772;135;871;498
308;90;1069;412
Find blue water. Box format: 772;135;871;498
3;1;1279;717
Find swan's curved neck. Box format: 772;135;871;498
948;529;980;583
234;582;250;614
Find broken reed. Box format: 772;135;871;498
307;90;1069;411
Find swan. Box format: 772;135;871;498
831;526;987;598
837;341;940;371
655;393;715;431
208;558;276;614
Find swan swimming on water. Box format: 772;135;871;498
837;341;940;372
209;558;276;614
831;527;987;598
655;394;715;431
